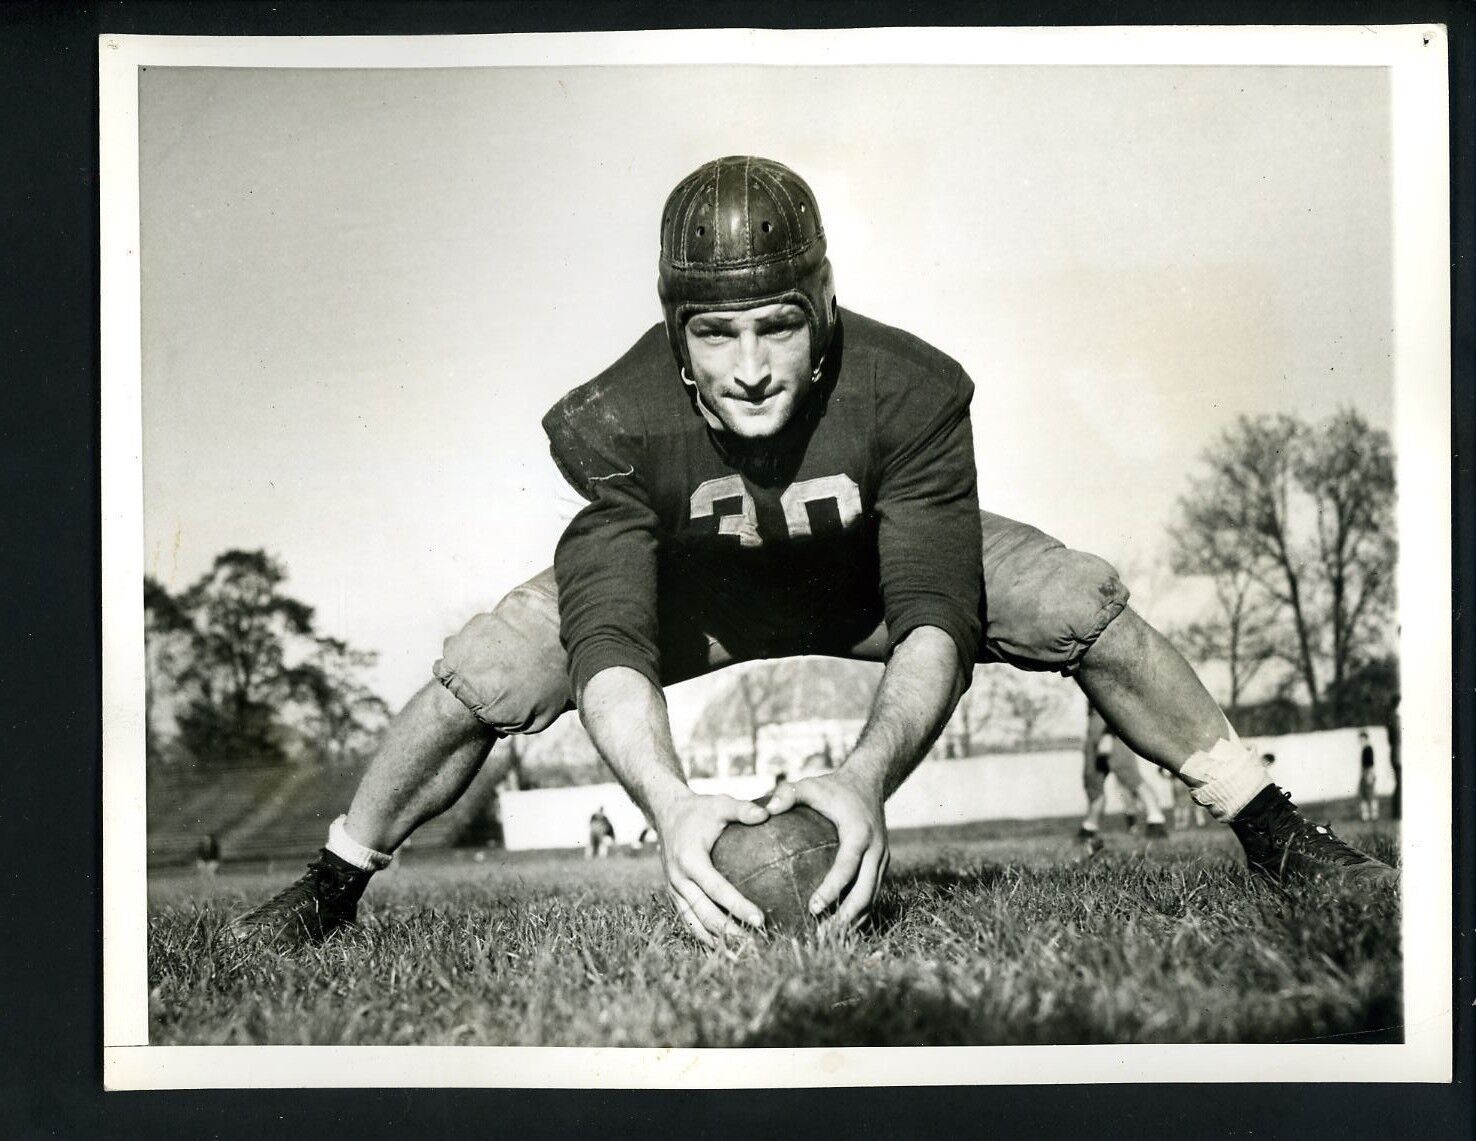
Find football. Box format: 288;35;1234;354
710;799;840;935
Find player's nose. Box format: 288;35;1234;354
733;330;770;390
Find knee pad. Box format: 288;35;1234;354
432;577;573;735
985;543;1129;672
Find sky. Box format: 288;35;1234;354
138;63;1393;733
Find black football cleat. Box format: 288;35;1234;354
1076;826;1105;856
1145;820;1169;840
229;849;372;948
1229;786;1396;887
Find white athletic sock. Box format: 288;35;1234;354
326;815;394;872
1177;738;1273;822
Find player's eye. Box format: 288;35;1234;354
760;315;805;338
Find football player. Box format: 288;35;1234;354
1079;706;1169;850
588;806;616;859
1357;730;1380;821
232;156;1395;949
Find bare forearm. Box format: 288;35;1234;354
582;667;771;943
841;625;967;800
578;666;689;822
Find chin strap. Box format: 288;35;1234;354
680;367;725;431
680;357;827;433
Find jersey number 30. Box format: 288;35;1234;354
689;474;861;548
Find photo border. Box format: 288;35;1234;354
100;24;1453;1089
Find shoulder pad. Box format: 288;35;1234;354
542;328;671;500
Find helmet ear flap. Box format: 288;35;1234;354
807;258;837;370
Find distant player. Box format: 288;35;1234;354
232;155;1393;950
587;807;615;859
1079;707;1168;850
1156;766;1191;830
195;832;221;878
628;824;659;852
1168;764;1205;830
1357;730;1379;821
1386;700;1402;820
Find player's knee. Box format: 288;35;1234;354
987;546;1129;671
423;670;487;731
431;584;572;735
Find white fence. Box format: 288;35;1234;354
497;726;1394;851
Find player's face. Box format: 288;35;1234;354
684;303;814;438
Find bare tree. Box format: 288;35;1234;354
997;671;1063;750
518;717;610;788
830;661;881;715
945;667;1003;758
1169;507;1280;708
1295;408;1397;723
1179;414;1321;709
1171;411;1396;726
732;664;786;774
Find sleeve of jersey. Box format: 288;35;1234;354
873;362;983;675
544;402;663;701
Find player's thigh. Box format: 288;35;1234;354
976;509;1128;672
842;510;1129;671
432;568;573;734
433;568;755;732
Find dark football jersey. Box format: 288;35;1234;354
543;309;983;698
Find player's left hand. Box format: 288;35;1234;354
766;769;889;931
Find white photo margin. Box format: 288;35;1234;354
100;24;1452;1090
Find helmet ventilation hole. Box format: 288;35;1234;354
696;225;706;236
761;220;772;233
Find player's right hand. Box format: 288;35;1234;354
652;791;769;947
766;768;889;932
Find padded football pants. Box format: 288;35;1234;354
433;509;1128;735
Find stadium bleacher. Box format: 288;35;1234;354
147;758;501;868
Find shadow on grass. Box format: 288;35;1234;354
730;972;1136;1048
864;863;1014;936
889;864;1014;892
733;981;984;1047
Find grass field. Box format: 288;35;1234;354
148;818;1402;1047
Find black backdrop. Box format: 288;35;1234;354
1;1;1471;1137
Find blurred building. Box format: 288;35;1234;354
685;660;879;779
497;725;1396;851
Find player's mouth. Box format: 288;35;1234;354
730;389;778;407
